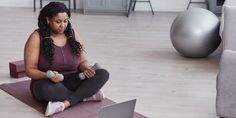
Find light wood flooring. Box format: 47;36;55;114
0;7;221;118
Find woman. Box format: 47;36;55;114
24;2;109;116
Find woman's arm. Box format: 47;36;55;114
73;30;91;70
74;30;95;78
24;31;47;79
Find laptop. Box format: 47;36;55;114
99;99;136;118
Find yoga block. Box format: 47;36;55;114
9;60;26;78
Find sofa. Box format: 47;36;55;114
216;0;236;117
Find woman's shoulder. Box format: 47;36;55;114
73;29;82;43
28;30;41;40
26;30;41;45
30;29;40;38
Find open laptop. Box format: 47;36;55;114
99;99;136;118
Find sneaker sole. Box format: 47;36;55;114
45;101;52;116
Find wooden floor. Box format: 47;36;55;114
0;7;221;118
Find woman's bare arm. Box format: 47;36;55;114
73;30;92;71
24;31;47;79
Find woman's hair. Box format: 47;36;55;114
38;2;83;64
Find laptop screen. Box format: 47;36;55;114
99;99;136;118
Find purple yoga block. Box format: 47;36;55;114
10;71;27;78
9;60;26;78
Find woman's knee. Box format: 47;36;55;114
32;80;70;101
96;69;109;82
33;80;53;96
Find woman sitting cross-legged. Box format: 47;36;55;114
24;2;109;116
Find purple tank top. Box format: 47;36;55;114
30;31;80;93
38;41;80;74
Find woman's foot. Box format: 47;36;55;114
45;101;65;116
83;90;105;102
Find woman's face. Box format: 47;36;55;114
47;12;69;34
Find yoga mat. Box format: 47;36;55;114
0;80;146;118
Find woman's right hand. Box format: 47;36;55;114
49;71;62;83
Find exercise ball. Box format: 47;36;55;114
170;8;221;58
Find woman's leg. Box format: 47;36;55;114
42;69;109;116
63;69;109;106
32;79;72;103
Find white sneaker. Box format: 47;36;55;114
83;90;105;102
45;101;65;116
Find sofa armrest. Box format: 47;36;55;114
220;0;236;37
216;50;236;117
221;4;236;50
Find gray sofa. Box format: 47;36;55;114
216;0;236;117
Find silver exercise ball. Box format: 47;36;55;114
170;8;221;58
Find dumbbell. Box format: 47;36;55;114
46;70;64;81
79;63;101;80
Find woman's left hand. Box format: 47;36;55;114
83;68;95;79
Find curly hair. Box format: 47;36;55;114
38;2;83;64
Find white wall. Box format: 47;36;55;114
135;0;189;11
134;0;206;11
0;0;204;12
0;0;83;10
